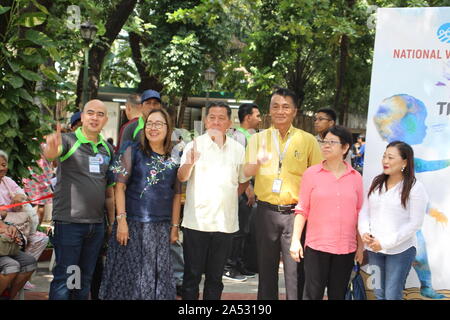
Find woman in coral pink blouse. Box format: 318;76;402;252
289;125;364;300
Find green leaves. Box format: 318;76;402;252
18;88;34;103
5;75;24;89
20;70;43;82
0;0;61;181
18;12;47;27
0;5;11;15
0;113;10;126
25;30;54;47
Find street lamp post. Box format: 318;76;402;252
203;67;216;107
80;21;97;108
202;67;216;134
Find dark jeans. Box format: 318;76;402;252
225;194;252;272
182;228;232;300
49;221;105;300
303;246;355;300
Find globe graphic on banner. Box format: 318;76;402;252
437;23;450;43
373;94;428;145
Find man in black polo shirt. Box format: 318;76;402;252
44;99;115;300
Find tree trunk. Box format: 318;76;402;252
334;34;348;124
177;94;188;129
334;0;355;124
129;32;163;92
76;0;138;108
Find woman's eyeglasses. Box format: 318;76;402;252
318;140;342;146
145;121;167;129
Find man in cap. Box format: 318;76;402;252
118;89;161;151
70;111;82;132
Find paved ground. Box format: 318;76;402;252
22;260;286;300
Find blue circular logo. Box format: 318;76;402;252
437;23;450;43
96;154;104;164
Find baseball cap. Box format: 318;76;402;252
70;111;81;128
141;89;161;104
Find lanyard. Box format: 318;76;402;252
271;129;292;176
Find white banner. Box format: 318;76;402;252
364;7;450;298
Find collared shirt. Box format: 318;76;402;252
52;128;114;224
181;133;249;233
358;180;427;255
294;161;363;254
119;116;144;151
245;125;322;205
116;117;139;152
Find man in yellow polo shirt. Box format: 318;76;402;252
244;88;322;300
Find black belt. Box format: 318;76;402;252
257;200;296;214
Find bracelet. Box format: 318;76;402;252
171;224;180;228
116;213;127;220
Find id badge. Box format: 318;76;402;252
272;179;282;193
89;156;100;173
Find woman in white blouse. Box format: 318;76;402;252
358;141;427;300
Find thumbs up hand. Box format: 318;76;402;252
43;123;63;160
257;141;272;165
186;139;201;165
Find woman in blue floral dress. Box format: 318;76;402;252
99;109;181;300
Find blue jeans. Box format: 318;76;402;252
49;222;105;300
367;246;416;300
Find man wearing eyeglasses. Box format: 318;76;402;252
313;108;336;141
118;89;162;151
244;88;322;300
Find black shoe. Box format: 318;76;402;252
239;267;256;278
223;269;247;282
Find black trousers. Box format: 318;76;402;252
297;225;306;300
303;246;355;300
225;194;252;271
255;204;297;300
182;228;232;300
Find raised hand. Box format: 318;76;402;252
44;123;62;159
257;141;272;165
186;139;201;165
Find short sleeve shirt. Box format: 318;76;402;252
52;129;114;223
245;126;323;205
119;117;143;151
181;134;249;233
109;142;181;222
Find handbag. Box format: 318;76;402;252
4;211;31;237
0;233;20;256
345;262;367;300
